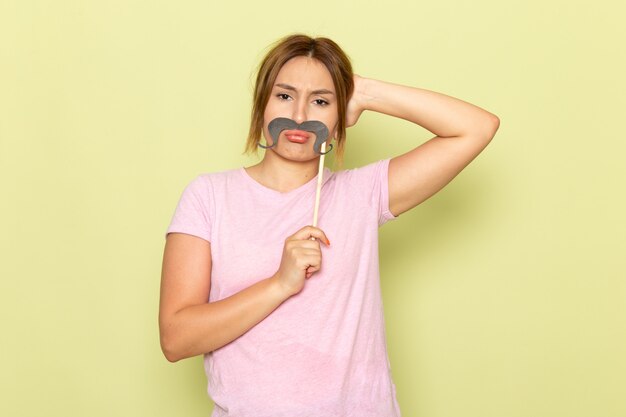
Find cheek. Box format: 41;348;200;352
263;97;279;117
262;105;272;122
327;115;339;135
262;103;287;128
261;107;275;132
327;107;339;127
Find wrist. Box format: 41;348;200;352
353;75;376;112
268;273;293;301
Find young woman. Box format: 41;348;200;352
160;34;499;416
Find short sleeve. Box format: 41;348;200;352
376;158;398;227
350;158;399;227
165;175;213;243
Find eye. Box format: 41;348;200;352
276;93;292;101
314;98;329;106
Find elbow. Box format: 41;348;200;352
486;113;500;139
159;322;187;363
466;113;500;144
162;348;181;363
158;311;215;362
475;113;500;145
160;332;182;363
491;113;500;133
160;326;211;362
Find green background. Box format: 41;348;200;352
1;0;624;416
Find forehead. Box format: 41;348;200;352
275;56;335;91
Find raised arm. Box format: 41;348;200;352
347;75;500;217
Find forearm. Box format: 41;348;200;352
357;76;498;138
161;274;289;362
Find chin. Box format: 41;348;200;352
275;150;319;162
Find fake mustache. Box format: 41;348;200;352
259;117;333;155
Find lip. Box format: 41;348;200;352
284;129;311;143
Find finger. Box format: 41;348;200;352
285;238;319;252
293;226;330;246
298;247;322;262
305;264;319;277
304;258;320;270
297;240;322;252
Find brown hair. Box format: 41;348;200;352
243;34;354;170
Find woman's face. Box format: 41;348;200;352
262;56;338;160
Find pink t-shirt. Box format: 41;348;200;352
165;158;401;416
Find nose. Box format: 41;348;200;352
292;101;307;124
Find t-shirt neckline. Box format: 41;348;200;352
239;166;333;198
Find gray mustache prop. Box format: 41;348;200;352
259;117;333;155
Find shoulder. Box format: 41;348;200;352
186;166;241;190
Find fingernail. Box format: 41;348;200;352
326;238;331;246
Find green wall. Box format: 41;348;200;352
1;0;624;416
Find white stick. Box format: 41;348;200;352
312;142;326;229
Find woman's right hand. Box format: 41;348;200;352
273;226;331;297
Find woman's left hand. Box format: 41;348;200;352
345;74;368;128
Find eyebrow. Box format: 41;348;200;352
275;83;335;96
